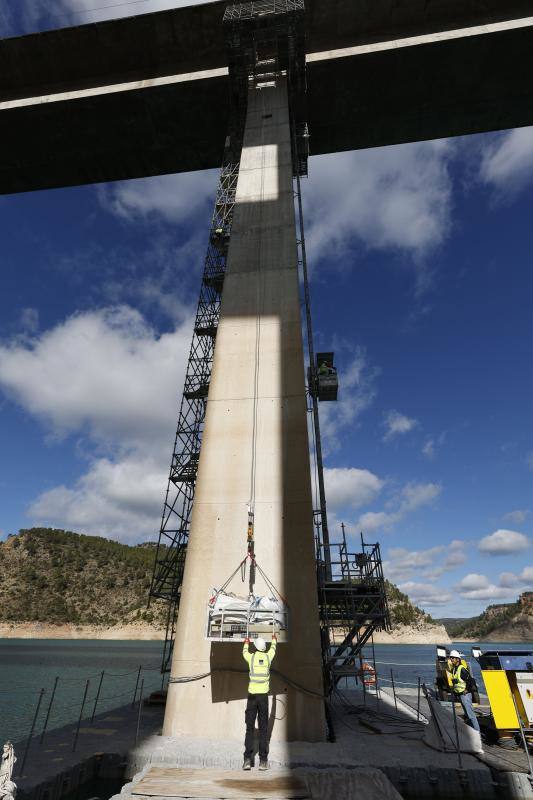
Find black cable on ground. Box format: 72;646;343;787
169;667;326;700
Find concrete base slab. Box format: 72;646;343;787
124;765;403;800
131;767;308;799
119;690;498;799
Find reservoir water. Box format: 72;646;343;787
0;638;530;745
0;639;164;745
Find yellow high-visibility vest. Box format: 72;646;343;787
242;641;277;695
451;663;470;695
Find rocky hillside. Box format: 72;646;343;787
371;580;449;644
446;593;533;641
0;528;166;627
385;580;434;627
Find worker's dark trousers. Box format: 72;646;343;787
244;693;269;760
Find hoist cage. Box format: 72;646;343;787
205;555;290;643
206;605;290;643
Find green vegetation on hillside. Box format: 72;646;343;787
385;580;434;627
0;528;435;631
448;601;521;639
0;528;166;626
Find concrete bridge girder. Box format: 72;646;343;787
1;3;533;193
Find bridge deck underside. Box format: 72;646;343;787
2;9;533;193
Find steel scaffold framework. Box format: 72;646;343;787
148;135;243;673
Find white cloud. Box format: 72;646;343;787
456;573;489;592
305;141;454;266
479;127;533;198
422;439;435;459
503;509;530;525
499;567;533;589
383;410;418;442
0;305;195;541
454;572;513;601
324;468;384;513
385;545;443;583
384;538;466;583
478;529;530;556
0;306;192;452
421;431;446;460
318;347;379;452
98;171;216;225
443;539;467;569
389;546;444;569
521;566;533;583
28;455;166;542
357;481;441;533
398;581;452;607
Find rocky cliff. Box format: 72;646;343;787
373;581;450;644
445;593;533;642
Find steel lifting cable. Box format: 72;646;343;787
254;560;288;605
247;80;268;519
217;556;249;595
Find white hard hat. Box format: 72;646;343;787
255;637;266;652
449;650;463;659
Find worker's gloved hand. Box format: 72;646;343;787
272;633;277;640
244;637;250;644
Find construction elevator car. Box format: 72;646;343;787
310;351;338;401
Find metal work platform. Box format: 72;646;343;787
316;528;391;693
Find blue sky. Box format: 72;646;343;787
1;1;533;618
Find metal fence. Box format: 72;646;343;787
0;664;166;777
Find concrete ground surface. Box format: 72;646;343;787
119;690;498;799
13;688;533;799
127;765;403;800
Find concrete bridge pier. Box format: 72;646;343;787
162;75;326;744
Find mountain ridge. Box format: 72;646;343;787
0;528;445;642
437;593;533;641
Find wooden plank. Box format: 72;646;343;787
131;767;309;799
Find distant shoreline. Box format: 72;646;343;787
1;622;531;644
0;622;166;640
1;621;449;643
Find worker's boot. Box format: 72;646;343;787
259;759;269;771
242;758;252;771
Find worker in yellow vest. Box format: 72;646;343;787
242;633;277;770
449;650;480;732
